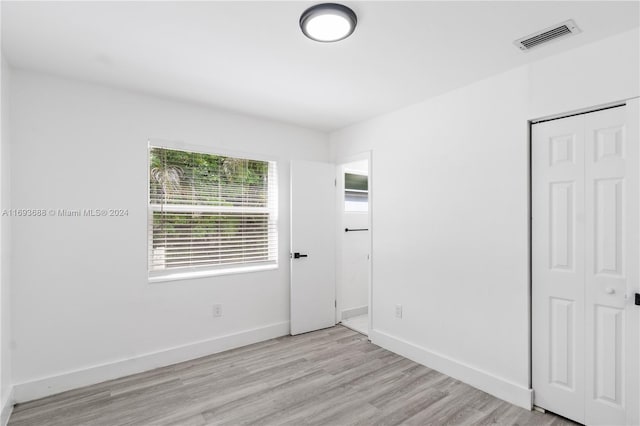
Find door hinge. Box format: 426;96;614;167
334;178;337;187
335;300;337;308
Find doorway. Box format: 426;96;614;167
531;100;639;425
336;154;371;336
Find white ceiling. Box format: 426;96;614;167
2;1;638;131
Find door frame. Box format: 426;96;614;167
528;98;638;423
335;151;373;336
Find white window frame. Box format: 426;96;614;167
147;140;279;283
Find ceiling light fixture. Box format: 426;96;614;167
300;3;357;43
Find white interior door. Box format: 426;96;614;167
290;160;336;335
584;104;639;426
532;112;586;423
533;100;639;425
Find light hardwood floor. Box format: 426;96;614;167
9;326;576;426
341;315;368;336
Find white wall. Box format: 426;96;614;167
9;70;329;401
529;27;640;119
329;28;640;409
0;55;14;423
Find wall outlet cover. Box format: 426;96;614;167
213;304;223;318
395;304;402;318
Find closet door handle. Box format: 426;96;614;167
635;293;640;306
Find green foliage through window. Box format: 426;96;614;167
149;146;277;275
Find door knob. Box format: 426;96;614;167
293;252;308;259
605;287;615;294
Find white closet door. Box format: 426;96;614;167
533;113;586;423
584;104;638;426
533;101;639;426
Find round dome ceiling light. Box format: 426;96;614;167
300;3;357;43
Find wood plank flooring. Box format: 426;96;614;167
9;326;576;426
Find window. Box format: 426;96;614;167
344;172;368;212
148;146;278;280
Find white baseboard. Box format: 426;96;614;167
370;329;533;410
13;321;290;403
1;386;14;426
341;305;368;320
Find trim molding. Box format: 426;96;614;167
1;386;14;426
341;305;368;320
13;321;289;403
370;329;533;410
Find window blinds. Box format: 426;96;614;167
148;146;278;276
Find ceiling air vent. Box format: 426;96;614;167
514;19;581;51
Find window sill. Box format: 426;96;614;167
148;263;278;283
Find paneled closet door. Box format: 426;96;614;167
584;104;638;426
533;100;639;426
532;113;586;424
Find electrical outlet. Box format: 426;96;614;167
212;304;222;318
395;304;402;318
